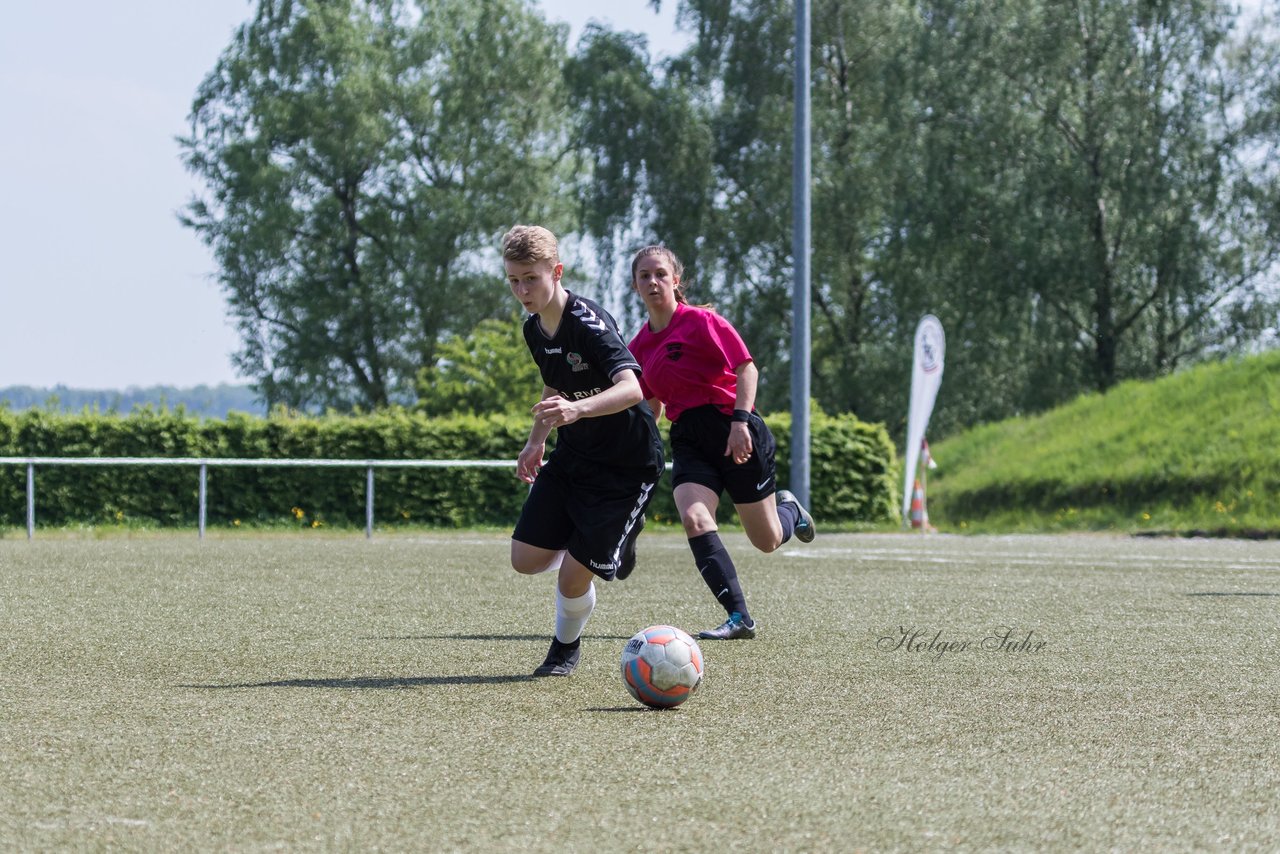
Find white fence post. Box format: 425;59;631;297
26;463;34;540
199;464;208;540
366;466;374;540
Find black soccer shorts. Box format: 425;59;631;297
669;404;778;505
512;452;660;581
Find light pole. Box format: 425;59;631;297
791;0;812;505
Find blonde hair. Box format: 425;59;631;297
630;244;691;305
502;225;559;264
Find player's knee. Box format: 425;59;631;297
743;515;785;552
680;509;717;538
511;558;542;575
511;544;562;575
748;530;783;553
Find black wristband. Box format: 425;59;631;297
731;409;752;423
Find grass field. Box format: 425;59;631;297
2;531;1278;851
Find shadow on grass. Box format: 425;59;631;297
362;633;630;642
585;706;677;713
1186;592;1280;597
181;674;537;690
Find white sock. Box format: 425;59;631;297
555;584;596;644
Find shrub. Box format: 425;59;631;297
0;407;896;529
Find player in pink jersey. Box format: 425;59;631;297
628;245;815;640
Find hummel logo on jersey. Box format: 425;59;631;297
544;347;563;354
665;342;683;361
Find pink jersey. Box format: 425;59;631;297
628;303;752;423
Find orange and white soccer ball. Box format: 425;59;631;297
620;625;704;708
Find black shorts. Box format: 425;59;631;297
512;451;660;581
669;404;778;505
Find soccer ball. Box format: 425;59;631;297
620;625;704;709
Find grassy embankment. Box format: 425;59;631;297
927;349;1280;536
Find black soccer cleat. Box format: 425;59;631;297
615;527;639;581
532;637;581;677
776;489;816;543
698;612;758;641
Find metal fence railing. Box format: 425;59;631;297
0;457;515;540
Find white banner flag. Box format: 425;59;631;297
902;315;945;523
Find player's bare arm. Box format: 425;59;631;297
531;370;644;430
726;360;758;463
517;386;557;483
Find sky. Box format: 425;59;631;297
0;1;689;390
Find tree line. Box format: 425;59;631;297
0;385;265;418
180;0;1280;439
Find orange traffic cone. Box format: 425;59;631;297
909;478;927;529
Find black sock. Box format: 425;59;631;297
688;531;750;622
776;498;800;544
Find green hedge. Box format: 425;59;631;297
0;407;897;530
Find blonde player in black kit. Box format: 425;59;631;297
503;225;665;677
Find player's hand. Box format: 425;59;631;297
725;421;753;465
532;397;581;430
516;442;545;483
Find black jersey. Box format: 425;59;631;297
523;292;663;471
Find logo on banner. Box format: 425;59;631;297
920;328;942;374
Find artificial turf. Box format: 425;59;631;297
1;531;1277;850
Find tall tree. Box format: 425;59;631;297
564;25;716;333
180;0;572;410
967;0;1280;391
572;0;928;418
592;0;1279;437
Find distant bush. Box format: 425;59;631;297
0;408;896;530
